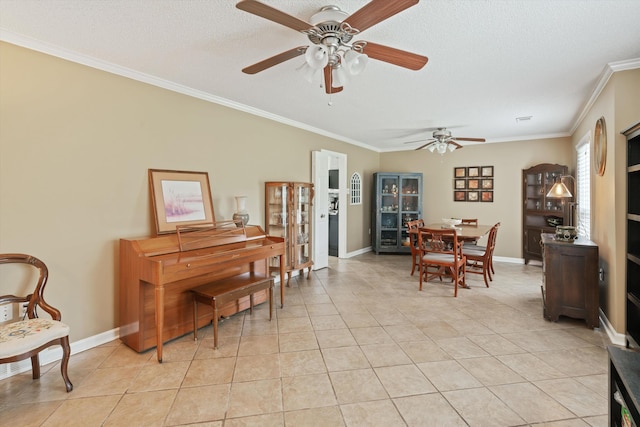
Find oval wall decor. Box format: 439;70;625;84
594;116;607;176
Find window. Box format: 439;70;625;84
576;135;591;238
350;172;362;205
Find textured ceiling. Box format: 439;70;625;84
1;0;640;152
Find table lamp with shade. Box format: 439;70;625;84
546;175;577;238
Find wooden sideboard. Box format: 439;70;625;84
541;233;599;328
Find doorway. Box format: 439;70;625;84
312;150;347;270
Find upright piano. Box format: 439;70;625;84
119;223;285;362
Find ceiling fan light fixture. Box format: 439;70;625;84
344;49;368;75
427;144;437;153
436;142;448;154
332;64;348;87
447;143;456;152
305;44;329;69
297;62;320;84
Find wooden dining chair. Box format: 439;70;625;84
406;219;424;275
417;228;467;297
463;222;500;287
0;254;73;392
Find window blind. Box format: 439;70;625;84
576;139;591;239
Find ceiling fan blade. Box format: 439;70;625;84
362;41;428;70
403;138;435;144
343;0;419;33
324;66;343;94
242;46;306;74
450;141;463;149
415;142;435;151
236;0;311;32
452;137;486;142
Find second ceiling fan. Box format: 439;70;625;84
410;128;486;154
236;0;428;93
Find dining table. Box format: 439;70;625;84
417;223;492;243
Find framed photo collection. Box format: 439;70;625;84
453;166;494;202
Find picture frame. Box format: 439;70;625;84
481;191;494;202
454;179;466;189
481;166;494;177
149;169;215;235
481;178;494;189
468;179;480;189
454;167;467;178
468;167;480;177
454;191;466;202
467;191;479;202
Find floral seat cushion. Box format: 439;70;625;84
0;318;70;358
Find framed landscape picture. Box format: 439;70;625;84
454;179;466;189
468;167;480;177
481;166;494;177
468;179;480;189
149;169;215;234
467;191;479;202
454;167;467;178
454;191;466;202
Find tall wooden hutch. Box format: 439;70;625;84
265;182;314;284
522;163;571;264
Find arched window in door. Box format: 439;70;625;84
350;172;362;205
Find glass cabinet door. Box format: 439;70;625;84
294;183;312;267
380;176;399;248
266;183;291;271
400;176;421;243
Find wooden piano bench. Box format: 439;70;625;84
191;272;273;349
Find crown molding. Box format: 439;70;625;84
570;57;640;135
0;30;377;152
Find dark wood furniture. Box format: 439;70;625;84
417;228;467;297
608;346;640;426
623;121;640;348
191;272;273;349
463;223;500;287
522;163;571;264
0;253;72;392
265;182;314;284
372;172;423;254
406;219;425;275
541;233;599;328
119;224;285;362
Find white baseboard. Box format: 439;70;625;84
0;327;120;381
345;246;372;258
599;308;626;346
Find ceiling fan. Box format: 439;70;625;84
236;0;428;94
410;128;486;154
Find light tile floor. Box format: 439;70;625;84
0;253;610;426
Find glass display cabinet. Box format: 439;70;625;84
265;182;314;284
522;163;570;264
372;172;423;254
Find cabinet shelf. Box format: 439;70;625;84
629;164;640;173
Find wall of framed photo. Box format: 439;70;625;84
453;166;494;202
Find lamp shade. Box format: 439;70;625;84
297;62;320;83
332;65;348;87
305;44;329;69
344;49;368;75
546;181;573;198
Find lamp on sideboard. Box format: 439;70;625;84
546;175;576;227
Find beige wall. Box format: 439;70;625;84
1;40;637;344
571;68;640;333
381;138;574;258
0;42;380;341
